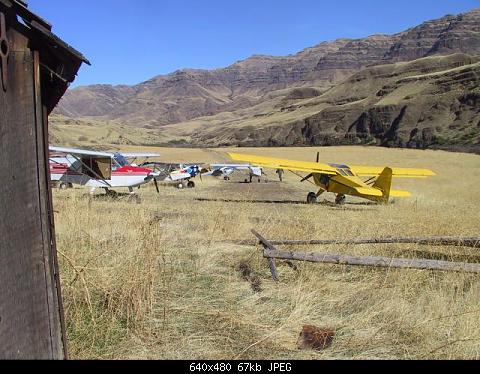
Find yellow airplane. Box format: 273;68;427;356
229;152;436;205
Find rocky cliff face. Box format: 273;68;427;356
384;9;480;62
194;54;480;151
54;8;480;152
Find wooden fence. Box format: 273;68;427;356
251;230;480;281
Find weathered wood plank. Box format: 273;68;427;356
0;24;63;359
251;230;480;274
252;230;279;280
268;237;480;248
263;249;480;273
266;256;279;281
33;50;66;358
1;2;85;360
0;48;50;359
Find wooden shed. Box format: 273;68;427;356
0;0;89;359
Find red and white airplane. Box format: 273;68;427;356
49;146;161;197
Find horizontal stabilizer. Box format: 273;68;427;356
390;190;412;198
354;187;383;197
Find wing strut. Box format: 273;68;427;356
288;170;316;186
69;154;112;188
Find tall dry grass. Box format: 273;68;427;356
53;147;480;359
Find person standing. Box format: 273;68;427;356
276;168;284;182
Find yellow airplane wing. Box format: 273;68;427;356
349;165;436;178
228;153;338;175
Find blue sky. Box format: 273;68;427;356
28;0;479;87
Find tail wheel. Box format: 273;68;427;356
187;181;195;189
307;192;317;204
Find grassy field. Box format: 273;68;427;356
52;146;480;359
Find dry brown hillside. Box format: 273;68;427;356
187;54;480;151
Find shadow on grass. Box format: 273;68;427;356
82;193;142;204
194;197;378;210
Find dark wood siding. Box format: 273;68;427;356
0;24;65;359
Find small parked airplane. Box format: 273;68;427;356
229;152;436;204
204;164;264;182
139;162;206;189
49;146;161;197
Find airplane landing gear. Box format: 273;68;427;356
307;192;317;204
58;182;72;190
187;181;195;189
335;194;346;205
104;189;118;198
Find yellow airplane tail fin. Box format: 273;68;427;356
373;167;393;203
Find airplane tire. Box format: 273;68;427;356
335;195;346;205
58;182;69;190
307;192;317;204
177;183;184;189
187;181;195;189
106;190;118;198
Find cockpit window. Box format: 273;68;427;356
337;168;354;177
113;153;129;168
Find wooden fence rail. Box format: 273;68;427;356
268;237;480;248
251;230;480;281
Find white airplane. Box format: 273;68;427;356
49;146;161;197
139;162;205;189
204;164;264;182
